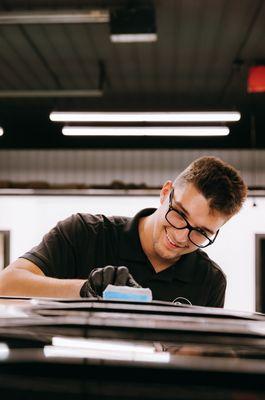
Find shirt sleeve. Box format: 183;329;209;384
20;214;87;279
206;270;227;308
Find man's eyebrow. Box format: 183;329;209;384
199;225;215;236
174;200;189;216
173;200;214;235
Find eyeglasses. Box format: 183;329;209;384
165;188;219;248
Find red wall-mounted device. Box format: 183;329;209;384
247;66;265;93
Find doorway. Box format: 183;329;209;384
0;231;10;270
255;234;265;312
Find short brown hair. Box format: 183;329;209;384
174;156;247;217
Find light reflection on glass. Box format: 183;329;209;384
52;336;155;353
0;343;9;360
43;337;170;363
44;346;170;363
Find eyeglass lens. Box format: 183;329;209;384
166;210;211;247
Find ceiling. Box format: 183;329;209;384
0;0;264;149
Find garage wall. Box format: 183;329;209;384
0;149;264;187
0;194;263;313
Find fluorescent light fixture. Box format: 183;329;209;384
110;6;157;43
62;126;230;137
50;111;241;122
0;10;109;24
110;33;157;42
0;127;3;136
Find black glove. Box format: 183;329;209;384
80;265;141;298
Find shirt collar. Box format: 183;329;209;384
159;252;198;282
119;208;156;263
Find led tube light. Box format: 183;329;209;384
110;33;157;42
62;126;230;136
51;111;241;122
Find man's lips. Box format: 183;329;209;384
165;228;187;249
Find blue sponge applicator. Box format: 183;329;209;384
103;284;152;302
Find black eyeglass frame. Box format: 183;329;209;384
165;188;219;249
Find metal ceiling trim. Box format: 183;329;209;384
0;90;103;98
0;10;109;24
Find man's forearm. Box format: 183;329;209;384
0;266;85;298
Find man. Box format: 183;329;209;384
0;156;247;307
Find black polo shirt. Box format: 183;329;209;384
21;208;226;307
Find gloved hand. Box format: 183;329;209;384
80;265;141;298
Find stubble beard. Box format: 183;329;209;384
152;229;182;264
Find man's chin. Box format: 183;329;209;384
155;243;189;261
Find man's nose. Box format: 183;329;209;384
174;228;189;243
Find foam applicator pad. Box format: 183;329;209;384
103;284;152;302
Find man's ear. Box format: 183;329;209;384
160;181;173;204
